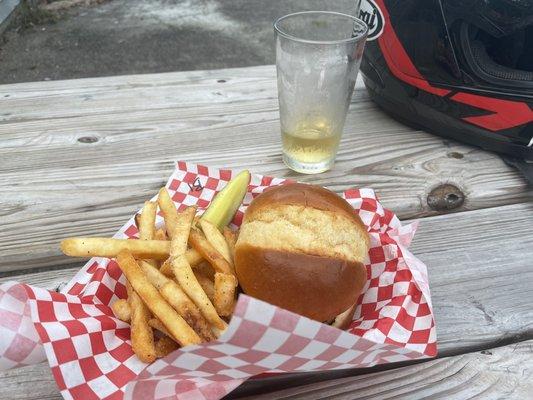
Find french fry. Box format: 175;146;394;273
139;260;168;288
199;220;232;265
61;238;170;260
171;255;227;331
159;259;172;277
223;227;237;263
332;303;356;329
160;248;204;276
138;201;157;240
158;188;180;239
129;290;156;363
193;215;200;227
188;228;233;275
139;201;159;268
214;272;238;317
154;228;167;241
148;318;171;337
139;261;215;341
156;336;180;358
111;299;131;322
116;251;202;346
194;270;215;304
160;282;215;342
61;237;201;263
195;261;215;280
170;206;197;258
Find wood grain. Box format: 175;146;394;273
234;340;533;399
0;66;529;274
410;202;533;355
0;363;60;400
1;202;531;399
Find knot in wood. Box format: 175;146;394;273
427;184;465;211
447;152;464;159
77;136;99;144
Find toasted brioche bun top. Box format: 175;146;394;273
234;183;369;323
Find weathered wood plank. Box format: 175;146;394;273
0;363;60;400
409;202;533;355
0;67;528;274
235;340;533;399
1;202;531;399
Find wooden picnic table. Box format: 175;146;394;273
0;65;532;399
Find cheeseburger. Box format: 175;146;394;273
234;183;369;326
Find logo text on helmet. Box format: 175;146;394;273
359;0;385;41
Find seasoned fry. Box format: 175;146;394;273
138;260;168;289
111;299;131;322
223;227;238;263
214;272;238;317
155;336;179;358
61;238;203;263
160;248;203;276
148;318;171;337
154;228;167;241
200;220;232;265
332;304;356;329
170;206;197;258
139;261;215;341
116;251;202;346
129;289;156;363
188;228;233;275
138;201;159;267
131;202;157;362
171;255;227;331
61;238;170;260
160;283;215;342
194;270;215;304
158;188;180;239
138;201;157;240
148;317;167;338
125;261;156;365
159;259;172;277
195;261;215;280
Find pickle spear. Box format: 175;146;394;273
201;170;250;229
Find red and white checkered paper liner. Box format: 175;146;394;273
0;162;436;400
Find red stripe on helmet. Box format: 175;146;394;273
451;92;533;131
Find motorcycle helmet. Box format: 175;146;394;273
358;0;533;179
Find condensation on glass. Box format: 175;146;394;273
275;11;368;174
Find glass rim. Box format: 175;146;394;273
274;11;368;45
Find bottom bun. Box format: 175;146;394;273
235;244;367;323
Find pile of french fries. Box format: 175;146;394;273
61;188;239;362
